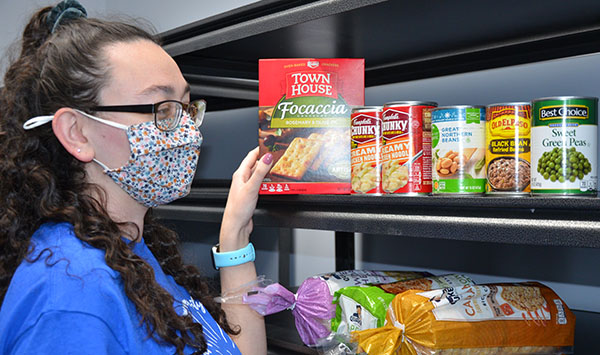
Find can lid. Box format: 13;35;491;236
487;102;531;107
531;96;599;102
433;105;485;110
384;101;438;107
352;106;383;111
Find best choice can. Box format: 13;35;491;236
431;106;486;195
531;96;598;196
485;102;532;196
351;106;383;194
381;101;437;195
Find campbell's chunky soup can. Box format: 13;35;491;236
431;106;486;195
381;101;437;195
485;103;532;196
351;106;383;194
531;96;598;196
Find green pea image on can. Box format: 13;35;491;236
431;106;486;195
531;96;598;196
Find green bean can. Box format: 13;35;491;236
531;96;598;196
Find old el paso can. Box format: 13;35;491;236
485;103;532;196
531;96;598;196
432;106;486;195
381;101;437;195
351;106;383;194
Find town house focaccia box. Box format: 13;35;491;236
258;58;365;194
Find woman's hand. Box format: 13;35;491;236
219;147;272;354
219;147;273;251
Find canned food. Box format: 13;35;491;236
431;106;486;195
531;96;598;196
351;106;383;194
485;103;532;196
381;101;437;195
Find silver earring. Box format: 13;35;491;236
77;148;81;153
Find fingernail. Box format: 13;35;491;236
262;153;273;164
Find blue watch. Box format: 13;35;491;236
211;242;255;270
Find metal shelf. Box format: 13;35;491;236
157;1;600;352
155;187;600;249
160;0;600;109
267;311;318;354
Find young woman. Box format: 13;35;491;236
0;1;273;354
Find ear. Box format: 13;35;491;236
52;107;94;162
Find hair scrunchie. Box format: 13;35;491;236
46;0;88;34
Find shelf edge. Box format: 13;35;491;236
163;0;386;57
154;204;600;248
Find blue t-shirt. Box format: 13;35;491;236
0;222;240;355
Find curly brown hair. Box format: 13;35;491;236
0;6;238;355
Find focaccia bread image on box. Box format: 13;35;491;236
258;58;364;194
270;137;323;180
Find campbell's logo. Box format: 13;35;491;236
307;60;319;68
488;108;531;138
539;105;589;120
351;113;381;144
352;113;380;126
352;113;381;143
382;109;410;139
286;71;338;99
353;118;373;125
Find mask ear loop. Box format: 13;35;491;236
22;113;111;171
92;158;112;171
73;110;129;171
23;115;54;130
22;110;128;172
23;110;130;131
75;110;129;130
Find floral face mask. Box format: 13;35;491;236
79;111;203;207
23;108;203;207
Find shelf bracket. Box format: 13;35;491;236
335;231;355;271
278;228;292;288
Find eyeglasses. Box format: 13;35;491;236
92;99;206;131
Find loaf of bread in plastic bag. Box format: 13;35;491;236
352;282;574;355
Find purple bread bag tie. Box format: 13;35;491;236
220;271;430;347
241;277;335;346
242;282;296;315
292;277;336;346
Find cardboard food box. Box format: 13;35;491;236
258;58;365;194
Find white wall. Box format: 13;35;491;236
0;1;107;79
105;0;259;33
0;0;258;80
290;229;335;284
